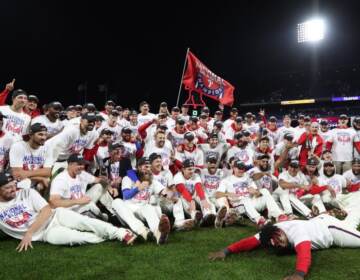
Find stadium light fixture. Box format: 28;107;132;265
297;19;325;43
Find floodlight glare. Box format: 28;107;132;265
297;19;325;43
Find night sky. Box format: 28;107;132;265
0;0;359;110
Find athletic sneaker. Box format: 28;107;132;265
200;214;216;227
257;216;270;229
157;215;171;245
215;206;227;228
122;230;137;245
175;219;195;231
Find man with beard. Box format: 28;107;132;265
226;132;254;168
217;159;285;227
0;89;31;140
128;110;140;135
174;159;217;227
112;157;171;245
46;112;99;174
319;160;360;212
10;124;53;193
343;158;360;192
326;114;359;174
200;155;228;228
199;133;230;168
149;153;195;231
32;101;64;139
208;210;360;280
120;126;141;168
144;130;173;171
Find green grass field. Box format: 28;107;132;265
1;225;359;280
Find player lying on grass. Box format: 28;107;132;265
0;171;136;252
209;210;360;280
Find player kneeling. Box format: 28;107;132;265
0;172;136;251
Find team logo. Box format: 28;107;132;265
195;72;224;99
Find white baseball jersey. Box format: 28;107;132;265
218;174;256;198
50;170;96;211
0;106;31;140
243;122;260;137
318;174;346;194
0;188;49;241
165;118;176;131
274;141;299;161
329;128;357;161
276;126;297;143
31;115;64;136
343;169;360;185
199;143;230;166
319;130;332;150
354;129;360;159
278;170;308;194
10;141;53;170
144;141;173;170
121;176;164;204
152;170;174;188
175;147;204;167
128;122;140;135
98;122;122;141
168;128;186;147
121;141;137;167
226;146;254;166
200;168;224;198
274;218;333;249
223;118;235;132
0;132;15;172
46;124;99;161
173;172;202;196
117;118;130;129
137;113;156;126
294;126;306;142
247;166;276;192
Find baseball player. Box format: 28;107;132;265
216;159;285;227
49;154;112;220
112;157;171;245
174;159;217;226
226;132;255;168
209;211;360;280
0;112;15;172
31;101;64;138
149;153;195;230
10;123;53;192
343;158;360;191
0;171;136;251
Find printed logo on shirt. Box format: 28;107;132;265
327;178;342;193
134;189;150;201
233;181;249;197
69;139;87;154
23;155;45;170
204;175;220;191
70;184;84;199
110;164;120;180
234;150;250;163
260;175;272;191
5;116;25;135
0;204;32;228
184;182;195;194
337;132;351;144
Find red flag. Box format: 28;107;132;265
182;51;235;106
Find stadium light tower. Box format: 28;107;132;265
297;19;325;43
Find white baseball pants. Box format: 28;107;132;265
43;208;129;245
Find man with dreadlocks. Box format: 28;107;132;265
209;211;360;279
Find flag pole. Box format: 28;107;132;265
176;47;190;107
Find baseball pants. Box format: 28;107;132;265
272;187;312;217
321;190;360;211
300;194;327;213
112;199;161;235
180;195;216;220
43;208;130;245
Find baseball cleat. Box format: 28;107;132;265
256;216;270;229
176;219;195;231
193;211;203;226
215;206;227;228
157;215;170;245
122;230;137;245
200;213;216;227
